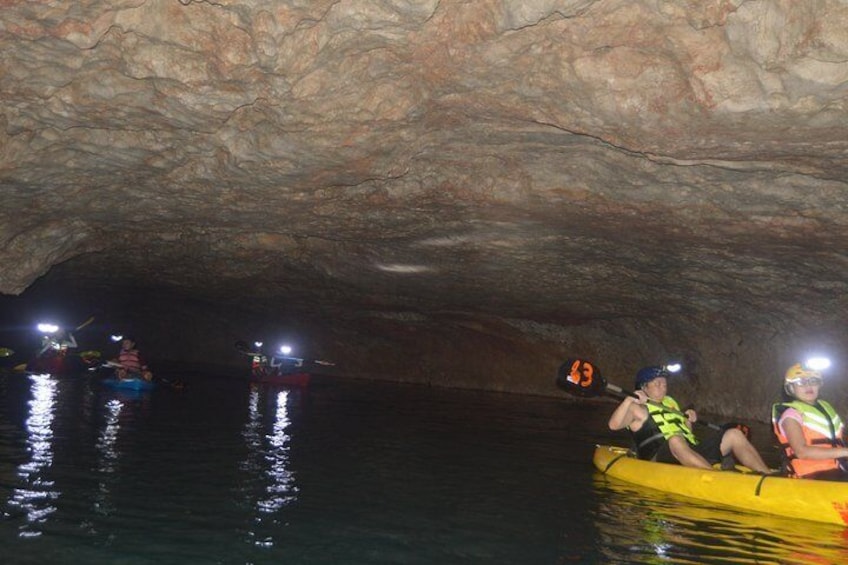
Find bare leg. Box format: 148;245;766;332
720;428;770;473
668;435;712;469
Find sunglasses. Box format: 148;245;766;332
788;377;823;387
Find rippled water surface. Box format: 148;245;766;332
1;371;846;564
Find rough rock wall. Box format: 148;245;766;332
2;1;848;420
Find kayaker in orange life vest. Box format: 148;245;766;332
608;366;771;473
111;336;153;381
772;360;848;480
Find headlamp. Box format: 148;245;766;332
663;363;682;374
803;357;831;371
37;323;59;334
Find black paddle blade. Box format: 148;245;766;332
234;340;250;353
555;358;607;398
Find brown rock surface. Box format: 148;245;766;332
2;0;848;419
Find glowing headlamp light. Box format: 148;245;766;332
804;357;831;371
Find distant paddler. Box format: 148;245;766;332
109;335;153;381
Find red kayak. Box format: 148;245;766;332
249;351;311;386
251;369;311;386
25;353;90;375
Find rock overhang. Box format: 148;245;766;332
2;0;848;419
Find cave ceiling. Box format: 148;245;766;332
2;0;848;341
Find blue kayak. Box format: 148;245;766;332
102;378;155;391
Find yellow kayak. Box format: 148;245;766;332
594;444;848;526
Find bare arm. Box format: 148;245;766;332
783;418;848;460
608;392;648;431
37;339;52;356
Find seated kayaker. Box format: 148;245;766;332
608;366;771;473
772;361;848;481
37;329;77;358
111;336;153;381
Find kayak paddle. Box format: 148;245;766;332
555;357;723;432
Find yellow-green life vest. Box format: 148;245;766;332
646;396;698;445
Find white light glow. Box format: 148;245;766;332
97;399;124;475
241;387;298;548
9;374;59;537
92;398;125;517
805;357;832;371
259;390;296;516
375;263;432;273
664;363;682;374
37;323;59;334
279;345;292;356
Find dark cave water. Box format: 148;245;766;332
1;371;847;564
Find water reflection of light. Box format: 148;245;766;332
242;388;298;548
93;398;124;517
241;388;262;473
258;390;297;514
97;399;124;474
8;374;60;538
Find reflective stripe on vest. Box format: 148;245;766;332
647;396;698;446
772;400;845;477
118;349;143;372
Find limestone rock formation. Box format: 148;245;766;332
2;0;848;419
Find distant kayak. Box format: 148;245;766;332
25;354;91;376
250;353;311;386
594;444;848;526
251;370;311;387
235;340;329;387
101;377;155;391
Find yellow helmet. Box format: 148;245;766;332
784;363;822;383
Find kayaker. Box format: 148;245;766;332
28;328;79;373
112;336;153;382
608;366;771;473
37;328;77;357
772;362;848;480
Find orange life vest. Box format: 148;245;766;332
118;348;143;373
772;400;845;477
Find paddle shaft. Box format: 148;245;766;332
75;316;95;331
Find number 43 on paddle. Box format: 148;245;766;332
556;358;607;397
